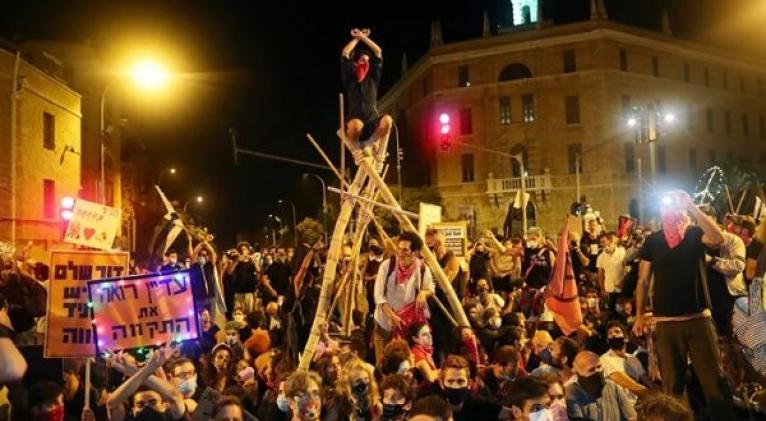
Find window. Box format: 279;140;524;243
619;49;628;71
683;63;691;83
686;105;694;131
760;114;765;138
522;94;535;123
624;143;635;173
461;154;475;182
499;96;511;125
704;67;710;87
565;95;580;124
740;76;746;93
43;179;55;219
725;110;732;134
743;113;750;137
723;72;729;89
563;49;576;73
657;145;667;174
706;108;714;133
567;144;582;174
652;56;659;77
499;63;532;81
460;108;473;135
709;149;717;165
689;148;697;172
43;112;55;150
458;65;470;87
621;95;631;117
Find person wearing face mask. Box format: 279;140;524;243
599;322;652;401
160;249;183;274
419;355;513;421
335;358;381;420
284;371;323;421
473;278;505;312
469;243;492;292
263;248;291;306
537;374;568;421
201;343;234;393
566;351;635;421
340;28;392;173
190;235;221;316
27;381;66;421
580;216;604;284
503;376;553;421
106;344;186;421
363;237;387;318
520;227;555;320
407;322;439;383
482;345;525;404
380;374;416;421
169;358;201;414
532;337;579;387
221;321;247;361
595;232;625;316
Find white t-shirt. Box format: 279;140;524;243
600;349;646;381
374;259;434;331
596;247;626;293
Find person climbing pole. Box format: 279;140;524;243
340;27;393;173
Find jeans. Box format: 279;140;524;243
654;317;736;420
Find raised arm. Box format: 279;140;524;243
342;29;362;58
357;29;382;58
673;191;724;248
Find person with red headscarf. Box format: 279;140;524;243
340;28;393;173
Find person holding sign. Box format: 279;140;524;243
106;344;186;421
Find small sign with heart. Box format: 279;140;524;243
64;199;122;251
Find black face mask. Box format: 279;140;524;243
133;406;166;421
370;245;384;255
442;387;470;406
607;337;626;351
352;382;370;397
382;403;407;420
579;372;605;398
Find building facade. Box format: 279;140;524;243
381;17;766;235
0;47;82;254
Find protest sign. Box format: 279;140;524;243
433;222;468;257
418;203;443;237
64;199;122;251
88;271;199;352
45;250;129;358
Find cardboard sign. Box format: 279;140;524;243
433;222;468;258
418;202;443;237
64;199;122;251
45;250;129;358
88;271;199;352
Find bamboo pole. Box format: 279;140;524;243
339;94;346;206
736;190;747;215
298;167;369;370
356;158;471;328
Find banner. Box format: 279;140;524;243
433;222;468;258
64;199;122;251
45;250;129;358
418;203;443;237
88;271;199;352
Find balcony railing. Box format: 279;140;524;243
486;170;552;196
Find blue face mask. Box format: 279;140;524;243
276;393;289;412
540;347;553;365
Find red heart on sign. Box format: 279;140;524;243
84;228;96;240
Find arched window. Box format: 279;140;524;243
499;63;532;82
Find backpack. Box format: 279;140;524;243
383;256;426;297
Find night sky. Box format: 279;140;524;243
2;0;765;244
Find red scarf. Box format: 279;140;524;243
660;207;688;248
412;344;436;369
396;259;417;284
355;62;370;82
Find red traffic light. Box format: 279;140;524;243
439;113;450;124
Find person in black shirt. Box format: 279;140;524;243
159;249;182;273
262;249;291;304
520;227;554;319
340;28;392;173
632;190;736;420
227;243;257;314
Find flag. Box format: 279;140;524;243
617;215;637;238
545;217;582;335
148;185;187;264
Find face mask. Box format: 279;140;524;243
607;337;626;351
226;334;239;344
382;403;406;420
198;257;207;265
176;377;197;396
37;404;65;421
442;387;470;406
579;372;605;398
352;382;369;397
491;317;502;329
540;348;553;365
276;392;290;412
529;408;553;421
355;61;370;82
527;240;540;249
501;369;517;382
586;297;599;308
370;245;384;255
133;406;165;421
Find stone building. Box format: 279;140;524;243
380;2;766;235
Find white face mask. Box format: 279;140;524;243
528;408;553;421
527;240;540;249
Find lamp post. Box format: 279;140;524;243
302;173;327;215
511;153;527;235
100;60;169;204
268;214;283;246
278;199;298;248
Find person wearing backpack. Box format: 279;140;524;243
373;231;434;364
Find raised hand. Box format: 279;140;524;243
361;28;371;36
350;28;362;38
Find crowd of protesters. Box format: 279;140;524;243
2;190;766;421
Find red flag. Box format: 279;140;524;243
617;215;637;238
545;219;582;335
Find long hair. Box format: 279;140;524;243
336;358;380;409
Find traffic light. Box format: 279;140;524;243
438;113;452;152
60;196;75;239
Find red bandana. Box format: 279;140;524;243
396;259;417;284
355;62;370;82
660;207;688;248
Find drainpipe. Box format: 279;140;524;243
10;51;20;245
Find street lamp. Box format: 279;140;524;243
278;199;298;248
302;173;327;215
157;167;177;187
183;195;204;213
100;59;170;204
268;214;283;246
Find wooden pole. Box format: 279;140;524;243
725;185;736;214
298;168;369;370
339;94;346;206
736;190;747;215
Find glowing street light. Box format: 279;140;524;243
663;113;676;124
627;117;638;127
130;60;170;90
